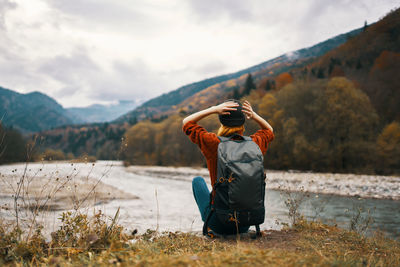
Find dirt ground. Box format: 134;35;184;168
206;228;301;251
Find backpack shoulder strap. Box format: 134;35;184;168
202;208;216;237
242;136;252;141
251;225;262;239
217;136;230;142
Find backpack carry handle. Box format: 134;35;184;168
218;135;251;142
229;134;244;140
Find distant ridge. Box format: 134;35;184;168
66;100;140;124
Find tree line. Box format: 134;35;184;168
1;77;399;174
123;77;400;175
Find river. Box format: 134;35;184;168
0;161;399;239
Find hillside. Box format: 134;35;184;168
307;9;400;123
0;87;83;133
115;27;362;123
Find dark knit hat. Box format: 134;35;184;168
218;99;245;127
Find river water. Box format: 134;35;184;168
0;161;399;239
89;162;400;239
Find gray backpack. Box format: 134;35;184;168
203;134;266;237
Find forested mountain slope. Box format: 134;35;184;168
0;87;82;133
122;8;400;174
307;9;400;123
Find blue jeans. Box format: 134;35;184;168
192;176;249;235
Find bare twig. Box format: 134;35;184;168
155;189;159;233
73;162;113;212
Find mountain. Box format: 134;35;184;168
0;87;82;133
36;25;366;157
66;100;140;123
115;27;363;123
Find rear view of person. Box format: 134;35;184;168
182;100;274;236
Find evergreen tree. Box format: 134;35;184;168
233;87;240;99
128;116;137;125
363;20;368;31
356;59;362;69
244;74;256;95
317;68;325;78
265;80;272;91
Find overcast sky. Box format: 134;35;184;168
0;0;399;107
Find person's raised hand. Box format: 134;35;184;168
214;101;239;115
242;100;254;120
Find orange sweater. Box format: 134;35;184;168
182;121;274;198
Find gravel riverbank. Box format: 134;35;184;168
127;165;400;200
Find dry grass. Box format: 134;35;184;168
1;216;399;266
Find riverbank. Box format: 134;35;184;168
127;165;400;200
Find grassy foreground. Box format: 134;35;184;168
1;212;399;267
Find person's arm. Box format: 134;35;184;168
182;101;239;125
242;100;273;132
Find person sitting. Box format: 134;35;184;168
182;100;274;235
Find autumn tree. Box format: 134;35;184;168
123;115;207;166
275;72;293;89
257;77;379;172
256;93;287;168
376;122;400;174
124;121;158;165
0;123;27;164
315;77;379;172
365;50;400;123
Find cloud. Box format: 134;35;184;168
39;47;99;85
0;0;17;29
0;0;398;108
193;61;228;76
35;47;170;106
284;51;300;61
187;0;253;23
91;59;167;101
44;0;169;36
